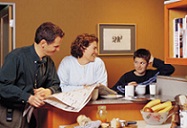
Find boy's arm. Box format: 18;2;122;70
151;57;175;75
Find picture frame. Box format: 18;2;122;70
98;23;136;56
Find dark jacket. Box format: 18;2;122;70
0;45;61;105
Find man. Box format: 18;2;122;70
0;22;65;128
111;48;175;95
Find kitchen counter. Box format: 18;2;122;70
89;94;175;105
37;95;174;128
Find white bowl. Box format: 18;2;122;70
135;86;146;95
140;110;169;125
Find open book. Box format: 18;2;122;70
44;84;117;112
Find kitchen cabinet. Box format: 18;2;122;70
37;103;144;128
36;95;174;128
164;0;187;65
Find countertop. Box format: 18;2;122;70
88;95;175;105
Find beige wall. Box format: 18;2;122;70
1;0;187;88
157;76;187;98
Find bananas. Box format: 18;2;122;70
158;105;173;113
143;99;173;113
143;99;161;110
151;101;172;112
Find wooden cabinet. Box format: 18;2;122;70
37;103;144;128
164;0;187;65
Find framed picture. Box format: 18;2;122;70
98;23;136;56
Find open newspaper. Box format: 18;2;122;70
44;84;117;112
23;84;117;122
44;84;97;112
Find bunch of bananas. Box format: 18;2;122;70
142;99;173;113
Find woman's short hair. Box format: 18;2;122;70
35;22;65;44
133;48;151;63
71;33;98;58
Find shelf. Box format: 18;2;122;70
165;0;187;8
164;0;187;65
164;57;187;65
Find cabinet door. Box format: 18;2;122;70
164;0;187;65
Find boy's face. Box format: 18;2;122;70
134;57;148;76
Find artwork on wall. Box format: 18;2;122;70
98;24;136;56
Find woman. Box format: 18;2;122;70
57;33;107;92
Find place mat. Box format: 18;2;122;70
100;94;123;99
123;96;151;103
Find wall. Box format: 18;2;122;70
1;0;187;88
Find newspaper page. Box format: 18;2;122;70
44;84;97;112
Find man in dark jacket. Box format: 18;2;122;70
0;22;65;128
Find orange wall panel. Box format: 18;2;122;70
1;0;187;87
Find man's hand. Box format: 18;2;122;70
27;88;52;107
34;88;52;98
27;95;45;108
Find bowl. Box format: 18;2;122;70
135;86;146;95
140;110;169;125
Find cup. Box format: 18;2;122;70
149;84;156;96
135;85;146;96
125;86;134;98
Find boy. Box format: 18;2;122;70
111;48;175;95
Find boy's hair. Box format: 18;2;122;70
35;22;65;44
133;48;151;63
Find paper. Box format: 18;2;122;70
44;84;117;112
23;84;117;120
44;84;97;112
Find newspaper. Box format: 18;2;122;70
44;84;117;112
44;84;97;112
23;84;117;122
22;85;96;122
